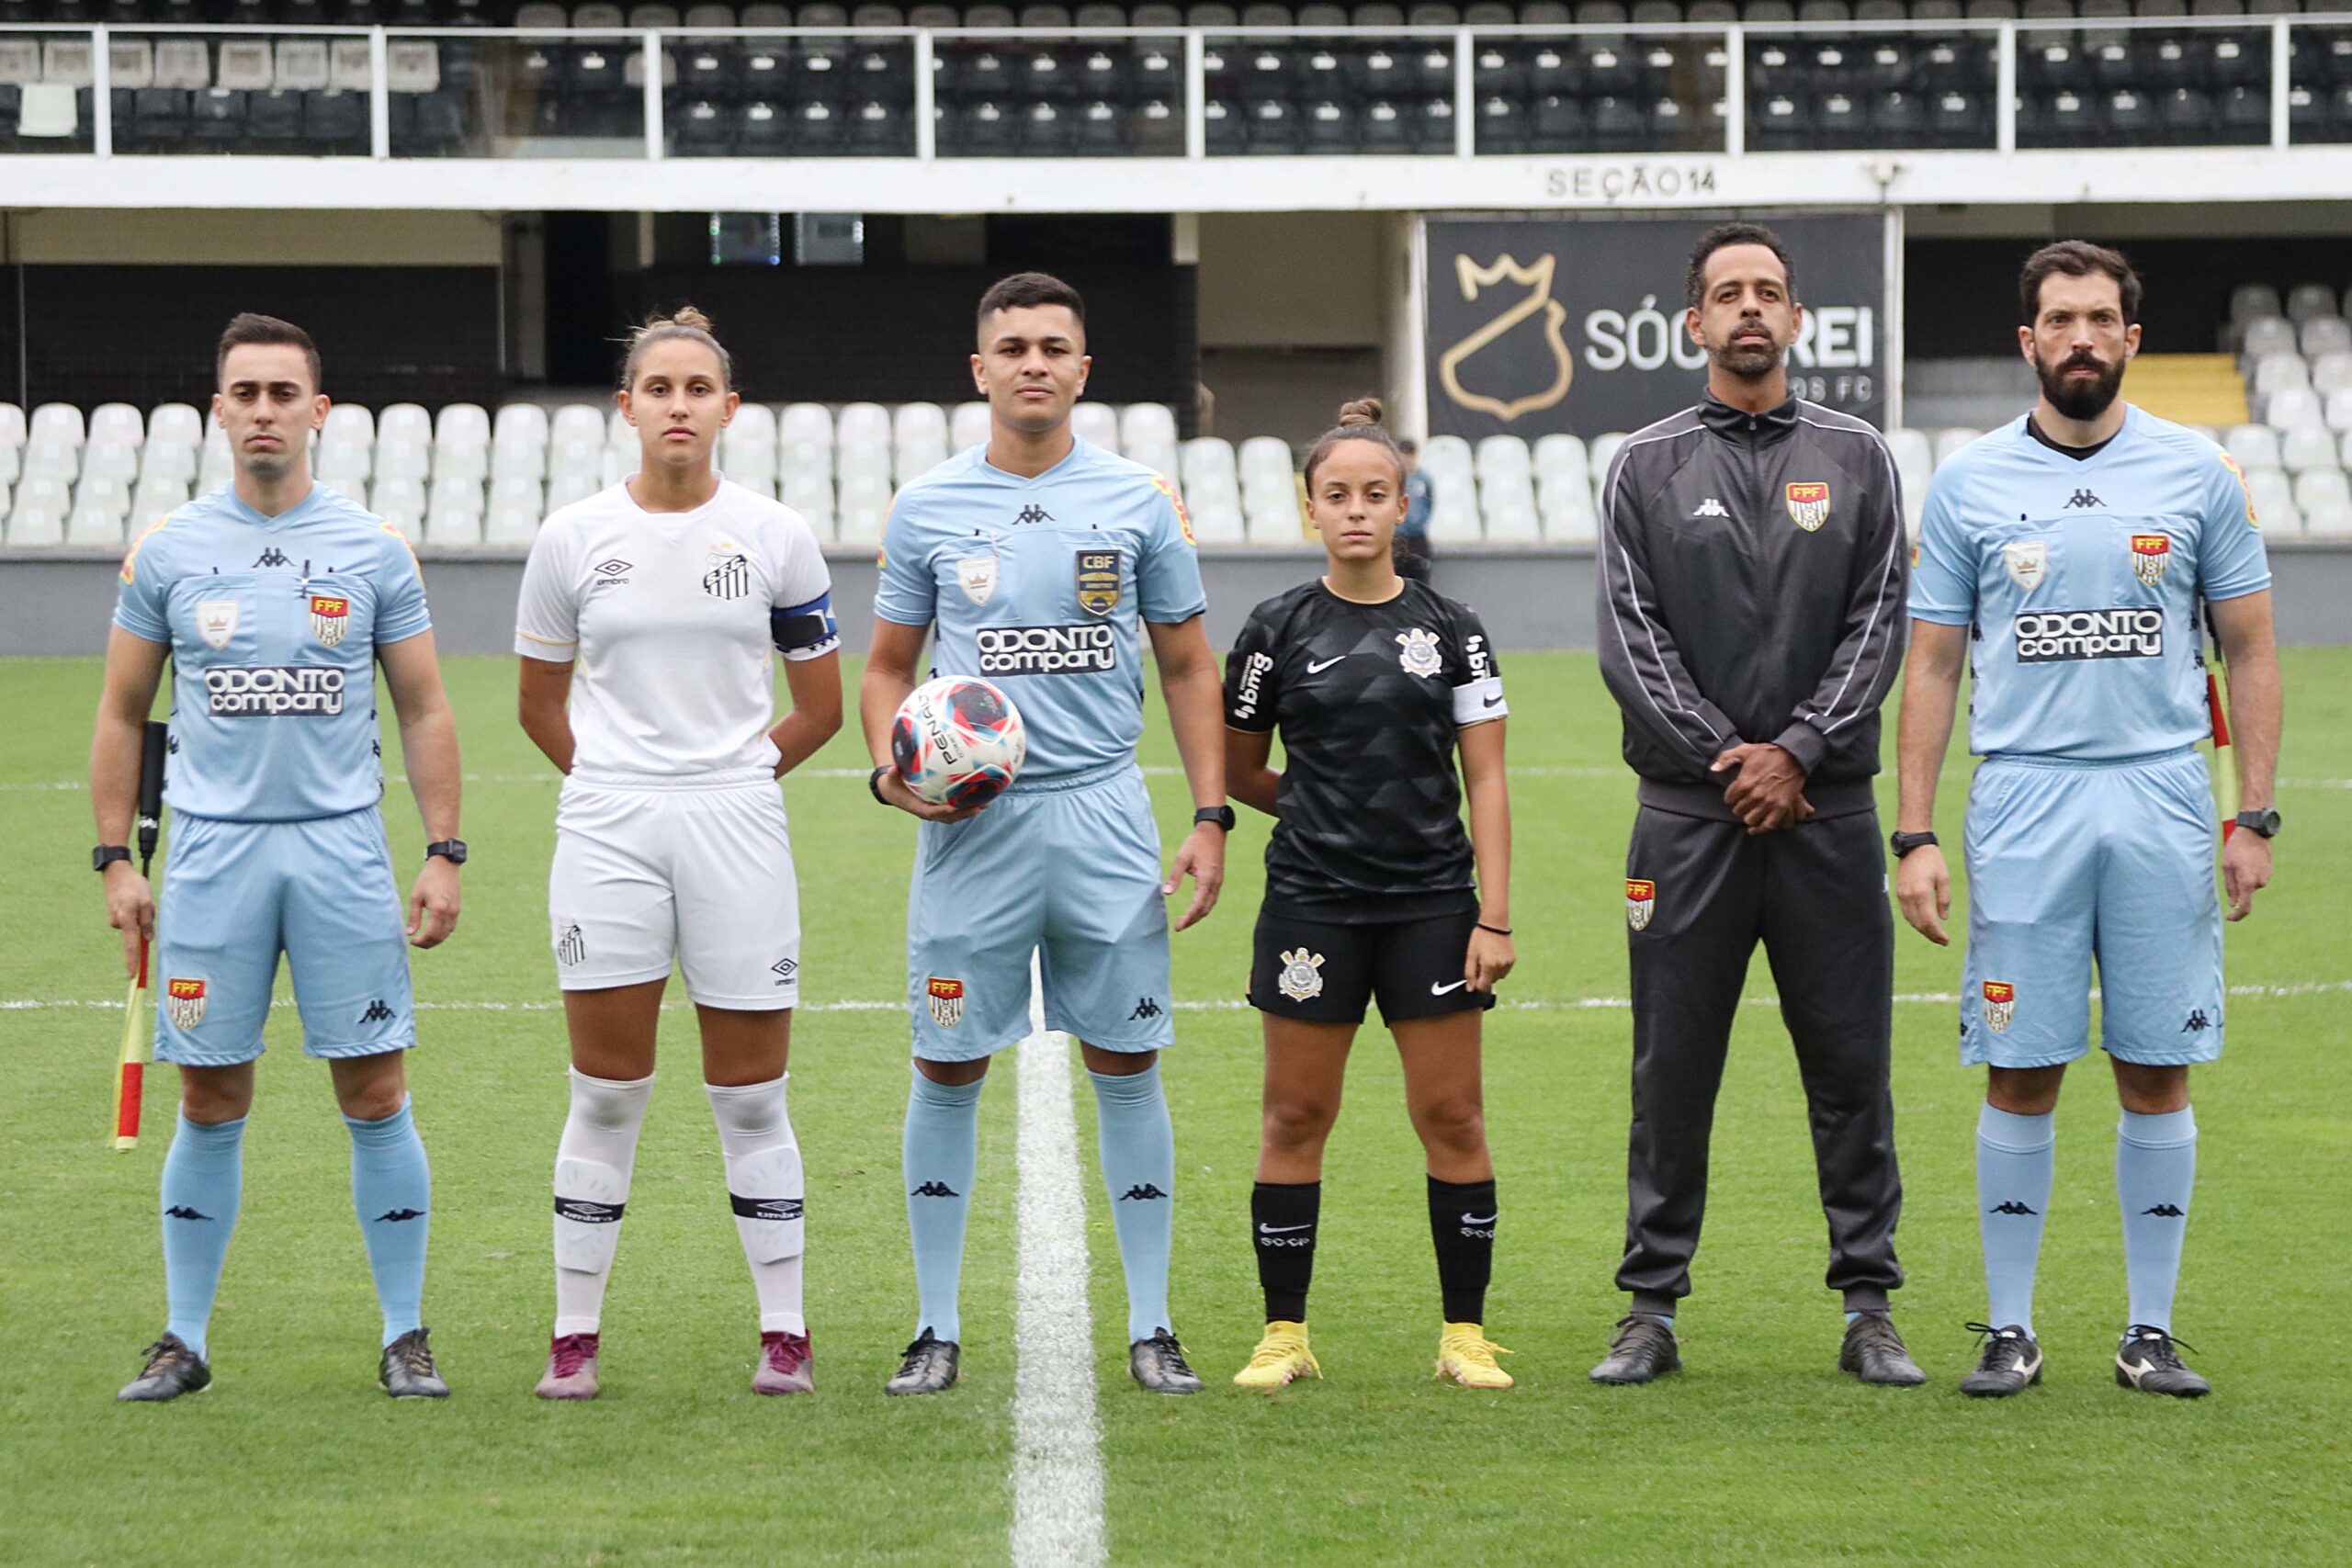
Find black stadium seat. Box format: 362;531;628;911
304;88;369;152
189;88;249;147
130;87;190;150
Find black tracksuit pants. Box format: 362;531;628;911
1616;802;1904;1314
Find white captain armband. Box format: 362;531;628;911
772;592;841;659
1453;675;1507;725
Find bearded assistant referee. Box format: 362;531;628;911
1591;223;1920;1388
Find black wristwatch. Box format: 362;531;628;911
424;839;469;866
1193;806;1236;832
1889;829;1939;859
2233;807;2281;840
93;844;131;873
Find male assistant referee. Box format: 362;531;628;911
1592;223;1919;1386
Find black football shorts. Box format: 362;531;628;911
1248;900;1496;1025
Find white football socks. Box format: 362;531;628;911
708;1074;807;1336
551;1068;652;1337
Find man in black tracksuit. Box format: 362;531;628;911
1589;223;1922;1387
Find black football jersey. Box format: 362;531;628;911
1224;579;1506;918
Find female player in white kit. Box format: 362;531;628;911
514;309;842;1398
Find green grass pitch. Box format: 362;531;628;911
1;647;2346;1566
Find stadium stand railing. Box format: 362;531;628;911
5;4;2352;159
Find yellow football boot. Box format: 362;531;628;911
1435;1323;1514;1389
1232;1321;1320;1391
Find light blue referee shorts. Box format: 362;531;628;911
153;807;417;1066
905;761;1175;1062
1960;748;2224;1069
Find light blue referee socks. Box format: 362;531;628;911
2117;1107;2197;1333
345;1098;431;1348
161;1111;246;1360
905;1069;984;1344
1089;1063;1175;1343
1976;1103;2056;1336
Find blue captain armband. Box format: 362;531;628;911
772;592;841;658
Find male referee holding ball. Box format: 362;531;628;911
1591;223;1919;1386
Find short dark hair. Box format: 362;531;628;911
2018;240;2142;326
977;271;1086;335
216;312;322;389
1686;222;1795;310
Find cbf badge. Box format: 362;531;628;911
1076;549;1122;616
1396;627;1443;677
2131;533;2171;586
1625;878;1656;931
956;553;998;606
1982;980;2016;1033
1276;948;1325;1002
197;599;239;649
1785;481;1831;532
309;594;350;648
927;976;966;1029
165;977;208;1030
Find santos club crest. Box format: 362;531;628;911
927;976;966;1029
2131;533;2171;586
1981;979;2016;1033
1785;482;1831;532
1625;878;1656;931
1276;948;1326;1002
309;594;350;648
703;551;751;602
165;976;208;1030
1436;252;1574;425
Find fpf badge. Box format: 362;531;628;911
1625;878;1656;931
1076;549;1122;616
165;977;208;1029
2131;533;2171;586
310;594;350;647
1785;482;1831;532
927;976;966;1029
1437;253;1574;425
1981;980;2016;1033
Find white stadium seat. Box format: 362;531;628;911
779;402;834;448
2223;423;2281;470
1071;402;1119;451
370;477;426;538
1126;441;1178;480
109;40;153;90
141;446;197;489
318;441;372;491
891;401;947;452
721;429;778;483
2239;317;2296;361
89;403;144;448
435;402;491;449
2312;353;2352;400
275;39;330;92
2280;423;2338;475
896;440;950;486
200;430;232;491
82;442;140;485
2290;467;2350;519
2244;466;2296;529
550;403;606;449
30;403;85;447
0;402;25;446
1238;435;1295;486
435;441;491;485
24;440;79;479
835;402;890;448
322;403;375;447
2299;317;2352;361
2267;387;2324;430
375;441;431;482
2285;282;2338;323
1119;402;1178;451
132;476;190;522
605;408;634;446
836;443;893;484
1475;434;1532;481
950;401;992;450
376;403;432;448
836;468;892;543
2251;352;2308;399
494;403;550;449
729;402;779;453
1532;433;1589;486
331;39;375;94
2228;282;2281;325
153;39;210;91
1583;432;1627;480
147;403;202;450
484;497;543;546
0;443;17;485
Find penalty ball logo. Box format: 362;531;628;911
1982;980;2016;1033
927;976;966;1029
2131;534;2171;586
1625;878;1656;931
309;595;350;648
1275;948;1325;1002
165;977;208;1030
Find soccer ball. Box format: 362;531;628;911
891;676;1027;808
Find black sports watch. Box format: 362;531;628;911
93;844;131;873
1889;829;1939;858
424;839;469;866
1193;806;1237;832
2233;807;2281;840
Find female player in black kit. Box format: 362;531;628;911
1222;399;1515;1391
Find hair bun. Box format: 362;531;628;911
639;304;716;338
1337;396;1384;428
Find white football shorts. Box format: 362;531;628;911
548;767;802;1010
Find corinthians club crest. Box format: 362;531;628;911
1981;980;2016;1033
165;976;208;1030
1437;252;1574;425
1784;482;1831;532
2131;533;2171;586
927;976;966;1029
1275;948;1326;1002
1396;627;1443;677
1625;878;1656;931
308;594;349;648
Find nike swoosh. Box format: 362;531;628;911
1461;1213;1497;1225
1306;656;1347;673
1482;694;1503;707
1430;980;1467;995
1258;1223;1312;1235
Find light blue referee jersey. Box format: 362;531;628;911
873;437;1207;786
1908;406;2270;760
114;484;431;821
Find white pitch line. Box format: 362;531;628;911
1009;962;1106;1568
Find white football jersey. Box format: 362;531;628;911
514;477;839;778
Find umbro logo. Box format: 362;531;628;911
730;1196;805;1222
1014;505;1054;526
555;1198;624;1224
1988;1201;2039;1215
359;998;394;1025
1690;498;1729;518
1118;1184;1170;1201
772;957;797;985
254;547;291;568
164;1205;213;1222
2181;1010;2211;1033
2065;489;2103;510
2142;1203;2186;1217
594;558;632;575
910;1180;960;1198
377;1208;426;1223
1129;996;1163;1021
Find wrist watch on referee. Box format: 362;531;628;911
2233;808;2281;839
425;839;469;866
1193;806;1235;831
1888;829;1939;858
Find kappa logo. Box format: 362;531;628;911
1690;497;1729;519
1118;1184;1170;1201
2181;1009;2211;1033
772;957;797;985
1129;996;1163;1021
1625;878;1656;931
1276;947;1326;1002
359;998;394;1025
164;976;208;1030
1988;1201;2040;1215
164;1205;215;1222
376;1208;426;1223
309;594;350;648
557;923;586;967
1981;979;2016;1033
2131;533;2172;586
927;976;967;1029
197;598;240;649
702;551;751;602
1396;626;1443;678
2141;1203;2186;1218
910;1180;961;1198
1785;481;1831;531
1014;504;1054;526
253;547;291;569
2065;489;2104;510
